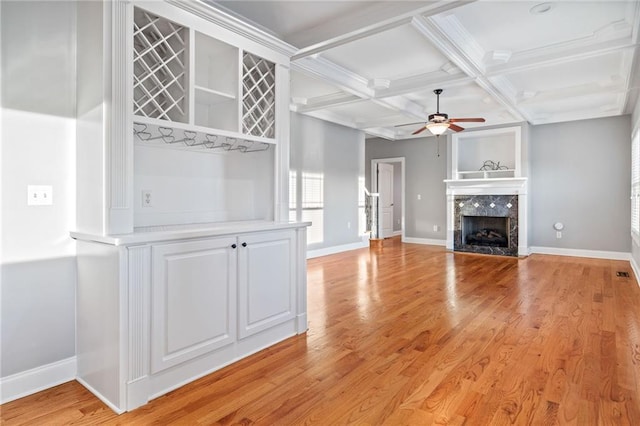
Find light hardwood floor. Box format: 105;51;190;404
2;238;640;424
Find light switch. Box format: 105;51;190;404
27;185;53;206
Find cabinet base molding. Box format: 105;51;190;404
144;320;299;407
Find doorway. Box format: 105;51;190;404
371;158;405;240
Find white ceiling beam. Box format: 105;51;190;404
292;56;373;98
291;1;476;61
485;38;640;77
411;15;528;123
291;92;362;113
375;74;473;99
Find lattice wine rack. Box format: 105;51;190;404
133;9;188;122
242;52;276;139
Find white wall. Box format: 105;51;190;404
1;1;77;378
290;112;365;250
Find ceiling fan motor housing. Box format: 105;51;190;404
429;113;448;122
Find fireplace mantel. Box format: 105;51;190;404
444;177;528;195
445;126;529;256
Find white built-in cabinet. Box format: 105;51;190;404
150;229;296;374
73;0;307;414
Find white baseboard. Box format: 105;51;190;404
529;246;631;261
402;237;447;246
392;230;402;236
307;240;368;259
630;256;640;288
0;356;76;404
75;375;124;414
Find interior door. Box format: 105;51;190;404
377;163;394;238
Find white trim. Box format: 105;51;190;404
392;230;402;236
371;157;406;241
402;237;447;246
76;376;125;415
529;246;631;261
0;357;76;404
307;241;368;259
630;255;640;289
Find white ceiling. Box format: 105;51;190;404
212;0;640;140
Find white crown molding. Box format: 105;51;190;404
303;109;358;130
292;56;373;98
428;13;486;71
167;0;297;57
292;92;362;113
360;126;398;140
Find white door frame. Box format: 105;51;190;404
371;157;405;240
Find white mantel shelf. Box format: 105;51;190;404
444;177;528;195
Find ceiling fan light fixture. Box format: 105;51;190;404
427;122;449;135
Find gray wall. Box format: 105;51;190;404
290;112;365;249
1;1;77;378
366;136;447;240
529;115;631;252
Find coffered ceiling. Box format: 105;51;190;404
212;0;640;140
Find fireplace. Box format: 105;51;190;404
462;216;509;247
453;195;519;257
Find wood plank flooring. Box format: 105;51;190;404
2;238;640;424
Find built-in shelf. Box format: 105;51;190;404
457;169;516;179
194;86;236;105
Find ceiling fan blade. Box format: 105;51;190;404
412;126;428;135
395;122;425;128
449;118;486;123
449;123;465;132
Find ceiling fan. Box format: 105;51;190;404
402;89;486;136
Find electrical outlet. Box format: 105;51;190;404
347;221;351;229
397;219;401;225
433;225;439;232
417;194;421;200
27;185;53;206
142;190;153;208
556;231;562;239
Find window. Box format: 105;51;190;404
301;172;324;244
632;129;640;241
289;170;297;222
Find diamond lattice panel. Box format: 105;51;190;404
133;9;187;122
242;52;276;139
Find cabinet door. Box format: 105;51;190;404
238;230;296;339
151;237;236;373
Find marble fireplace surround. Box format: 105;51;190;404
445;178;528;257
454;194;518;256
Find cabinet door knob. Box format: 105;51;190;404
242;242;247;247
231;244;237;249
